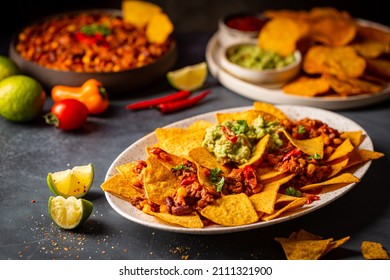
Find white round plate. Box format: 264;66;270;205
104;105;373;234
206;19;390;110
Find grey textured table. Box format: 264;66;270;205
1;1;390;261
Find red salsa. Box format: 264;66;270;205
225;15;266;32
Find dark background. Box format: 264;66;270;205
3;0;389;35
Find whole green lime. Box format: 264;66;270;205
0;75;46;122
0;55;20;81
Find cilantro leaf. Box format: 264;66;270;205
297;125;306;134
231;120;248;135
172;163;190;171
210;168;224;192
285;187;301;197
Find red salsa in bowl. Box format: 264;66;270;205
225;14;267;32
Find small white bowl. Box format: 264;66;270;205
218;13;267;48
219;41;302;88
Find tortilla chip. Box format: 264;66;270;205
143;208;204;228
326;138;355;162
303;45;366;79
155;120;213;157
345;149;384;169
253;101;290;121
361;241;390;260
283;76;331;97
293;229;323;240
100;173;143;202
275;228;350;259
215;110;277;125
323;236;351;256
200;193;259;226
122;0;162;29
340;131;364;147
238;134;270;168
282;129;324;159
262;197;306;221
325;74;384;96
143;153;179;205
146;147;186;170
250;173;296;214
146;12;174;44
309;7;357;46
275;237;333;260
328;157;349;178
258;17;306;57
115;162;144;191
351;40;389;59
300;172;359;191
188;146;230;174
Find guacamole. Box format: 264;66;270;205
202;116;283;165
227;44;295;70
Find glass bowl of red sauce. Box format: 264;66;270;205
218;13;268;47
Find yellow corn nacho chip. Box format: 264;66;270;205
361;241;390;260
282;129;324;158
143;207;204;228
101;173;143;202
326;138;355;162
200;193;259;226
275;229;350;260
238;134;270;168
253;101;290;121
155;120;213;157
340;131;364;147
300;172;359;191
143;153;179;205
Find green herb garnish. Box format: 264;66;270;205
285;187;301;197
210;168;225;192
308;153;321;160
172;163;190;171
231;120;248;135
297;125;306;134
80;23;111;36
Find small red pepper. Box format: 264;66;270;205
243;165;259;191
180;174;197;186
126;90;191;110
305;194;320;204
221;125;237;143
157;89;211;114
282;147;302;162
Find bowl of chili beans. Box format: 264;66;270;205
218;12;268;47
9;9;177;95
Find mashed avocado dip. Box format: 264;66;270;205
202;116;283;165
227;44;295;70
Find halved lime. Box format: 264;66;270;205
47;163;94;198
48;196;93;230
167;62;208;91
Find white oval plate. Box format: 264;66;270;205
206;19;390;110
104;105;373;234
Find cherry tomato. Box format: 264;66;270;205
44;99;89;131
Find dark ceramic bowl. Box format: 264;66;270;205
9;9;177;95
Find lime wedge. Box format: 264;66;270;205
47;163;94;198
48;196;93;230
167;62;208;91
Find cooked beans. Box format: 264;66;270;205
15;12;172;72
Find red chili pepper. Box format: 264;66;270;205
282;147;302;162
180;174;196;186
126;90;191;110
305;194;320;204
157;90;211;114
243;165;258;190
221;125;237;143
